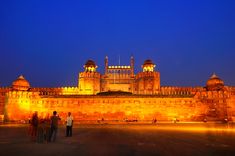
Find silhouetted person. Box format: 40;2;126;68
152;118;157;124
37;118;44;143
49;111;60;142
203;118;207;123
66;112;73;137
44;113;51;143
30;111;38;142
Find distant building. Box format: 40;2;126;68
0;56;235;122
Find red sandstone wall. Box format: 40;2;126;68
4;91;208;123
0;88;11;121
78;72;101;95
136;72;160;94
227;95;235;121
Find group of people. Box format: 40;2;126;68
29;111;73;143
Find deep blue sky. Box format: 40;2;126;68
0;0;235;87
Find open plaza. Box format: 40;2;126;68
0;122;235;156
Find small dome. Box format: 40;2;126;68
12;75;30;91
206;73;224;91
142;59;156;72
143;59;154;66
84;60;96;68
84;59;97;72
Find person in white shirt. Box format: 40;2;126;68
66;112;73;137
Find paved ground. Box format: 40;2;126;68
0;123;235;156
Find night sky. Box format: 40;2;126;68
0;0;235;87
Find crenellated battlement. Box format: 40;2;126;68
0;87;11;91
6;90;40;98
161;86;203;92
227;86;235;95
195;90;230;99
160;86;196;96
79;72;101;78
30;87;80;95
136;71;160;79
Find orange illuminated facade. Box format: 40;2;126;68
0;56;235;123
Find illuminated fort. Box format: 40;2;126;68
0;56;235;123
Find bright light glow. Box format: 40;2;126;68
85;67;96;72
143;65;154;72
18;98;30;111
123;124;235;133
61;87;79;95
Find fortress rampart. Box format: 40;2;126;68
0;57;235;123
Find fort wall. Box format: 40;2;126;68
1;57;235;123
3;89;234;122
0;88;11;121
1;87;235;123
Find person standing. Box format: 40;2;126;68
30;111;39;142
66;112;73;137
37;118;44;143
49;111;60;142
44;113;51;143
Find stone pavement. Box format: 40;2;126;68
0;123;235;156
